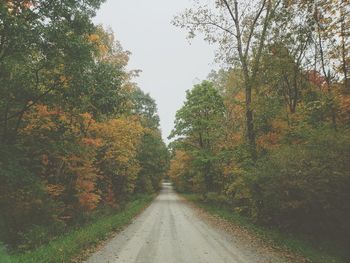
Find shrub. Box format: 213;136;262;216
246;129;350;241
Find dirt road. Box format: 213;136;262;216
85;182;286;263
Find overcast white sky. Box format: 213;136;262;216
94;0;216;143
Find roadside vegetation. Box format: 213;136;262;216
183;193;347;263
169;1;350;262
1;0;350;262
0;0;169;258
1;195;154;263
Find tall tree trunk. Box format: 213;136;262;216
245;82;256;158
316;9;337;130
221;0;273;158
2;101;9;144
340;5;349;91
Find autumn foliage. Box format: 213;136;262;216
170;0;350;253
0;1;168;251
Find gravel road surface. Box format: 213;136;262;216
85;182;287;263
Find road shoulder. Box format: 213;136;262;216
180;194;309;263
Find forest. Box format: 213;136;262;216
169;0;350;259
1;0;350;262
0;0;169;255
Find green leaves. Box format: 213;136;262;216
169;81;226;194
170;81;225;145
0;1;169;253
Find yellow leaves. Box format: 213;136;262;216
21;104;59;134
46;184;65;198
271;118;289;132
6;0;34;14
94;117;143;150
337;92;350;123
58;114;68;122
78;112;95;133
93;117;144;181
59;75;70;89
169;150;209;193
168;150;192;182
79;112;94;123
21;101;148;212
256;119;289;150
87;31;110;57
87;32;110;56
87;34;100;43
68;155;101;211
231;132;243;143
82;138;103;147
98;44;109;55
76;178;96;192
222;162;243;178
36;104;52;116
77;192;101;211
257;132;280;150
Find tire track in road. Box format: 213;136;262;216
85;182;285;263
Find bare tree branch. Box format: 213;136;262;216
221;0;238;24
244;0;267;59
0;84;57;123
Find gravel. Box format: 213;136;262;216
84;182;306;263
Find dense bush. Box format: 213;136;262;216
169;77;350;249
246;130;350;241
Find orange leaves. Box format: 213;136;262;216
46;184;65;198
92;117;144;195
78;192;101;211
41;154;49;166
21;102;147;212
6;0;34;14
307;70;327;90
257;119;288;150
257;132;281;150
81;138;103;147
168;150;192;186
79;112;95;129
69;155;101;211
271;118;289;132
93;117;144;166
105;185;118;208
59;75;70;89
22;105;98;142
21;105;59;134
87;34;100;43
87;30;110;58
222;162;243;179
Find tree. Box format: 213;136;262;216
173;0;279;157
136;129;169;193
169;1;350;254
0;3;169;250
133;88;169;193
169;81;225;194
0;0;105;144
132;88;160;129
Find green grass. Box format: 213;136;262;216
3;195;154;263
0;247;12;263
182;193;348;263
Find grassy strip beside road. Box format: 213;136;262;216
182;193;348;263
1;195;154;263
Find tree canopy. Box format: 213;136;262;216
0;0;169;251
